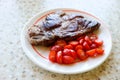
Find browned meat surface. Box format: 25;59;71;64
28;11;100;46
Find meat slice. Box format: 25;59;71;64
28;11;100;46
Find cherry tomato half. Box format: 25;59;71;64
49;51;57;62
63;49;77;59
77;49;87;60
63;56;75;64
64;44;73;49
51;45;62;52
86;49;96;57
55;40;67;47
69;41;79;47
56;51;63;64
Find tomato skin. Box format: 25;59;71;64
63;56;75;64
84;35;92;45
49;34;104;64
69;41;79;47
56;51;63;64
90;43;97;49
75;45;83;51
63;49;71;56
70;50;78;59
63;49;77;59
55;40;67;47
51;45;62;52
86;49;96;57
49;51;57;62
89;34;98;42
79;39;84;45
64;44;73;49
96;48;104;55
76;49;87;60
83;41;90;50
77;36;85;41
94;39;103;46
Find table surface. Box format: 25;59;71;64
0;0;120;80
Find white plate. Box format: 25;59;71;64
21;8;112;74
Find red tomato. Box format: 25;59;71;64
84;35;92;45
77;36;85;41
89;34;98;42
63;56;75;64
86;49;96;57
69;41;79;47
49;51;57;62
90;43;97;49
75;45;83;51
83;41;90;50
51;45;62;52
96;48;104;55
94;39;103;46
64;44;73;49
63;49;71;56
55;40;67;47
76;49;87;60
56;51;63;64
79;39;84;45
63;49;77;59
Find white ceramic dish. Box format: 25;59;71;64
21;8;112;74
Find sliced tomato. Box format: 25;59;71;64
69;41;79;47
63;56;75;64
56;51;63;64
96;48;104;55
86;49;96;57
76;49;87;60
75;45;83;51
55;40;67;47
94;39;103;46
49;50;57;62
64;44;73;49
51;45;62;52
83;41;90;50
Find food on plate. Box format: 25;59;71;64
49;34;104;64
28;10;100;46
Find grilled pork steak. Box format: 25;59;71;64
28;11;100;46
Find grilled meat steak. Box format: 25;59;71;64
28;11;100;46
